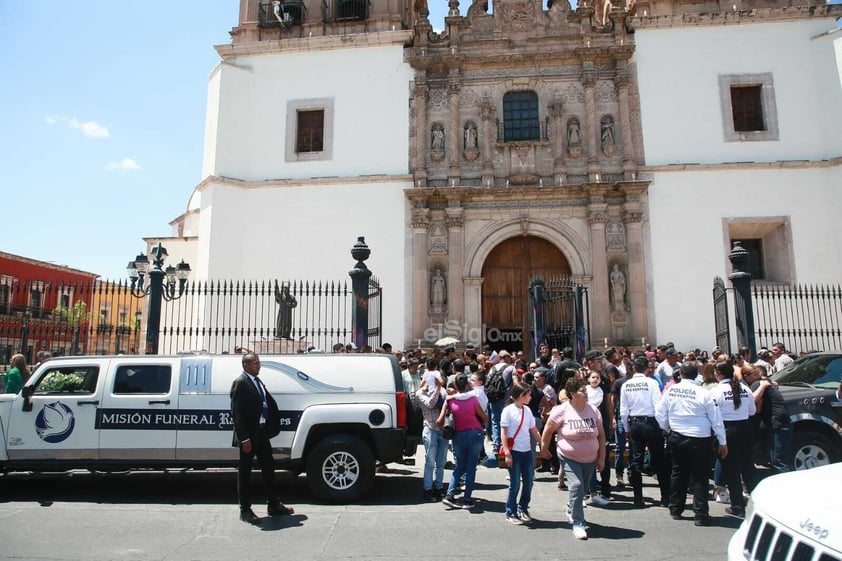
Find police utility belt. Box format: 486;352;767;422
628;415;656;424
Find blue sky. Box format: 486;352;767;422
0;1;459;281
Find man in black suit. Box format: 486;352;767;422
231;352;294;524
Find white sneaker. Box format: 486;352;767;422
714;490;731;504
589;494;610;507
572;524;588;540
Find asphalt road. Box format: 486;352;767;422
0;448;743;561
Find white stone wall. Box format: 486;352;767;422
635;16;842;351
636;18;842;164
191;178;410;345
645;165;842;351
201;44;413;181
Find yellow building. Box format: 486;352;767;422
87;281;144;355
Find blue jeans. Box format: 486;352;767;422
490;399;506;452
506;449;535;516
614;425;626;477
422;426;448;491
563;456;595;526
770;425;793;473
447;429;485;500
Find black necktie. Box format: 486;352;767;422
255;378;269;421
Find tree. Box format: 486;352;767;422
52;301;89;355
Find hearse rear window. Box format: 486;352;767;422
35;367;99;394
113;365;172;394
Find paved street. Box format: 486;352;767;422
0;447;743;561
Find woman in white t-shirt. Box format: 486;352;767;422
500;381;542;525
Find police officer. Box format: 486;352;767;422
620;355;669;507
656;361;727;526
709;361;756;518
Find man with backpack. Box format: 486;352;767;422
485;350;515;464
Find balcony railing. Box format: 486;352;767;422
0;304;52;320
258;0;308;27
496;118;550;143
322;0;369;23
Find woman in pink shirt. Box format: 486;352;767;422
540;376;606;540
437;373;488;509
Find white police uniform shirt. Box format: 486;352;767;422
709;379;755;421
656;379;726;445
619;373;662;433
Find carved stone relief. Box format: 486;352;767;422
606;220;626;251
564;82;584;103
496;0;537;32
428;222;448;254
429;88;448;110
596;80;618;104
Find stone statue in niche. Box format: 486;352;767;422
567;117;582;159
606;220;626;251
463;121;480;161
430;269;447;311
610;264;627;311
430;123;445;162
601;116;616;157
464;124;477;149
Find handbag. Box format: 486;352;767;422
441;406;455;440
258;378;283;439
497;408;525;468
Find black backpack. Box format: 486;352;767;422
485;365;506;402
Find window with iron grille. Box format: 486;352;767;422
296;110;324;153
730;85;765;132
503;91;540;142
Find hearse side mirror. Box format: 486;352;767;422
21;386;34;412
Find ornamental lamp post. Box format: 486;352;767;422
126;243;191;355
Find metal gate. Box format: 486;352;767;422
531;275;590;361
712;276;731;355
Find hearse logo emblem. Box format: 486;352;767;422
35;402;76;443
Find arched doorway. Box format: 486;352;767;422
481;236;570;355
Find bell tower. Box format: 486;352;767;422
231;0;412;43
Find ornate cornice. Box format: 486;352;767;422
216;30;411;59
587;212;608;225
629;5;842;30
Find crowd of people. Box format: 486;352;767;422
395;340;821;539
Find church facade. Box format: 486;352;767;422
157;0;842;353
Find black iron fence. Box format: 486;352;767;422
0;277;382;366
752;283;842;353
712;276;731;355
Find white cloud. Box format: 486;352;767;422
45;116;57;125
106;158;141;171
68;117;109;138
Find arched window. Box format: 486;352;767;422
503;91;540;142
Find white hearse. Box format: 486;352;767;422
0;353;417;502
